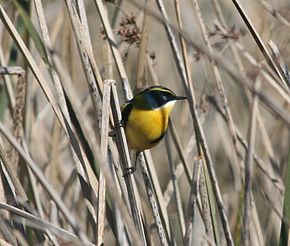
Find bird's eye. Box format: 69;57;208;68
162;95;167;100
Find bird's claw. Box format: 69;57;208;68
115;120;125;129
122;166;137;177
109;120;125;137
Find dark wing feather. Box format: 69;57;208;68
121;102;133;127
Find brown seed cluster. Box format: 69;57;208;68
117;15;141;46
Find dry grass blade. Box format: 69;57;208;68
255;0;290;27
250;193;264;245
233;42;290;105
65;0;103;112
0;216;16;245
110;83;147;243
0;122;90;244
93;0;130;85
174;0;192;86
136;0;153;89
0;5;82;153
243;78;261;245
199;163;215;242
0;137;27;202
184;157;202;246
231;0;289;89
154;0;234;244
127;0;290;127
143;151;172;238
34;1;104;236
268;40;290;89
61;83;142;245
51;51;125;239
163;135;197;207
165;136;185;239
97;80;112;245
0;66;25;75
168;120;191;183
192;0;241;185
0;65;22;111
93;0;147;241
208;96;284;194
139;153;170;245
10;72;25;171
0;202;88;245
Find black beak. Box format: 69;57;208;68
175;96;187;100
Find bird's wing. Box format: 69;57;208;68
121;102;133;126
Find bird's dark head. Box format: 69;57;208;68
132;86;187;110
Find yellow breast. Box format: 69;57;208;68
125;102;175;151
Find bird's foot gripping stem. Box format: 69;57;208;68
109;120;125;137
122;166;137;177
115;120;125;129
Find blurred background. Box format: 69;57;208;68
0;0;289;245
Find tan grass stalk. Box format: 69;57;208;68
142;151;172;239
145;55;191;240
23;140;58;244
126;0;290;126
0;5;88;160
184;157;202;245
255;0;290;27
0;67;27;203
268;40;290;89
231;0;289;89
145;54;189;238
51;53;130;240
50;53;100;199
199;163;215;242
163;134;197;207
64;0;103;123
139;153;170;245
173;0;194;140
0;137;27;202
243;77;261;245
210;2;281;196
250;192;265;245
0;66;25;170
49;201;58;228
93;0;131;86
0;122;90;244
0;216;16;245
0;202;88;244
136;0;153;89
93;0;147;241
173;0;192;86
56;80;142;244
97;80;112;245
208;96;284;194
10;73;25;168
191;0;241;186
168;120;191;184
165;135;186;237
110;82;147;243
154;0;234;244
34;1;102;235
13;230;29;246
232;41;290;107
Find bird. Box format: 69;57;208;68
121;85;187;175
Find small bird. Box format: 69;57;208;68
121;85;187;174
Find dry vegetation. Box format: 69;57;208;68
0;0;289;245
